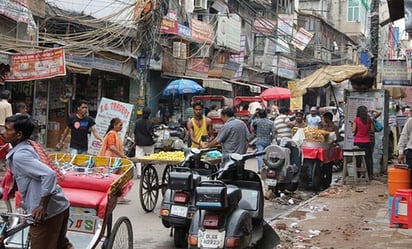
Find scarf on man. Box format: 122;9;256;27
1;140;65;201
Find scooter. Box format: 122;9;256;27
160;147;219;248
262;139;302;195
188;151;265;249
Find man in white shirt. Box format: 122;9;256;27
0;89;12;130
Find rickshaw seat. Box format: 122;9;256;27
59;172;120;192
63;187;108;218
60;172;121;218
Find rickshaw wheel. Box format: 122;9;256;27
161;164;173;196
106;216;133;249
139;165;159;212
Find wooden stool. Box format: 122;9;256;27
390;189;412;228
342;148;369;185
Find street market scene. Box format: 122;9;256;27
1;0;412;248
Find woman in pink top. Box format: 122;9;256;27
352;105;375;179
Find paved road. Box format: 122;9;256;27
112;159;291;249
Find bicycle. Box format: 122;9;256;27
0;211;33;249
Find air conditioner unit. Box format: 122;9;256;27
173;42;187;59
195;46;210;58
194;0;207;10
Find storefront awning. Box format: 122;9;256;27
224;80;261;93
249;82;273;89
66;62;92;75
203;78;232;91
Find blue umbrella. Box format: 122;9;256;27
163;79;205;96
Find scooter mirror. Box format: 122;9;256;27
191;148;201;154
230;153;242;161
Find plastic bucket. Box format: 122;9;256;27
388;166;411;196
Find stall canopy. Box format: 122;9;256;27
294;64;369;96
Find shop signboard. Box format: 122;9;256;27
6;48;66;82
178;24;192;40
215;14;241;52
277;14;293;37
191;18;214;44
208;63;223;78
291;28;313;51
88;97;134;155
252;17;276;36
288;81;302;111
0;0;30;23
160;10;178;35
381;59;410;86
262;54;296;80
230;34;246;79
221;61;240;79
186;58;209;77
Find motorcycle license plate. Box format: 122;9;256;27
265;179;277;186
170;205;188;217
198;229;225;248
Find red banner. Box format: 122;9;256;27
6;48;66;82
160;10;178;35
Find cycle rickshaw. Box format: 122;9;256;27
2;153;134;249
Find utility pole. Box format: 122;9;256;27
370;0;379;85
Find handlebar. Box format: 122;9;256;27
230;151;266;162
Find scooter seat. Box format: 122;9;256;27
226;185;242;209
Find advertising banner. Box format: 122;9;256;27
215;14;241;52
191;18;214;44
291;28;313;51
88;97;134;155
7;48;66;82
160;10;178;35
252;17;276;36
381;59;410;86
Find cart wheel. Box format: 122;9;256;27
161;164;173;196
106;216;133;249
139;164;159;212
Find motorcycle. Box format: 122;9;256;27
160;147;219;248
262;139;302;195
188;151;266;249
154;123;187;152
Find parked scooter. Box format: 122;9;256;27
188;151;266;249
160;147;219;248
262;139;302;195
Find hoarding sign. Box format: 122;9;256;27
382;59;410;86
88;97;133;155
7;48;66;82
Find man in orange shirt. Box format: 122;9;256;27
187;101;214;148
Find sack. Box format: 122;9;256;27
373;119;383;132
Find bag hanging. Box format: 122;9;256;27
373;119;383;132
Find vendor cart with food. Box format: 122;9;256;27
299;127;343;191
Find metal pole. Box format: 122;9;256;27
370;0;379;87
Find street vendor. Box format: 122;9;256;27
187;101;214;148
321;112;339;142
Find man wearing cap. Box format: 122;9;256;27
306;107;321;128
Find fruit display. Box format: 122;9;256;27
138;151;185;162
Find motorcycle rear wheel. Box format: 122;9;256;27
173;227;187;248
